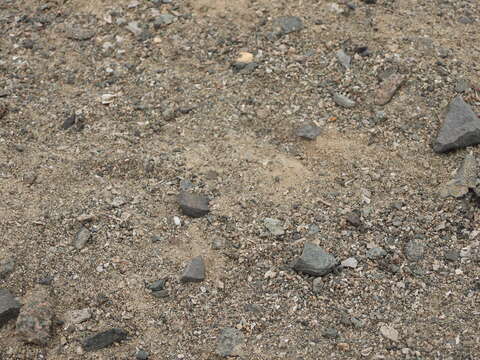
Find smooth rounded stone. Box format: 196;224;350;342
74;227;91;250
332;92;356;108
312;277;323;294
433;96;480;153
293;243;338;277
177;191;210;218
15;285;54;345
180;256;205;283
135;349;149;360
296;123;322;140
323;328;339;339
0;289;21;327
216;327;245;357
341;257;358;269
263;218;285;236
82;328;128;352
366;247;387;260
273;16;304;35
0;257;15;279
404;240;424;262
336;49;351;69
64;308;91;325
444;250;460;262
147;279;166;291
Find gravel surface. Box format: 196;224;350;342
1;0;480;358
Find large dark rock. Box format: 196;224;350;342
293;243;337;276
0;289;21;327
178;192;210;218
180;256;205;283
433;96;480;153
82;328;128;351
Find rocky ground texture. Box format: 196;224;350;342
1;0;480;359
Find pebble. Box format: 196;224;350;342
37;276;53;285
180;256;205;283
74;227;91;250
173;216;182;226
136;350;149;360
178;192;210;218
440;153;478;198
16;285;54;345
336;49;351;70
153;14;175;29
273;16;304;35
147;279;166;291
380;324;399;342
212;238;227;250
0;257;15;279
346;212;362;227
126;21;143;37
444;250;460;262
312;277;323;294
375;73;405;105
151;290;169;298
332;92;356;108
323;328;339;339
293;243;338;276
455;79;471;93
216;327;245;357
366;247;387;260
263;218;285;236
66;27;96;41
0;103;8;119
404;240;424;262
82;328;128;351
433;96;480;153
64;308;91;325
0;289;21;327
295;123;322;140
341;257;358;269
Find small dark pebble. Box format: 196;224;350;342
82;328;128;351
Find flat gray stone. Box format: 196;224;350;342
296;123;322;140
178;192;210;218
433;96;480;153
366;247;387;260
126;21;143;37
82;328;128;351
181;256;205;283
216;327;244;357
293;243;337;276
336;49;351;69
64;308;91;325
0;289;21;327
74;227;91;250
273;16;304;34
263;218;285;236
332;93;356;108
405;240;424;262
341;257;358;268
66;27;95;41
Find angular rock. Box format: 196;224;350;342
296;123;322;140
15;286;53;345
178;191;210;218
332;93;356;108
147;279;166;291
433;96;480;153
273;16;304;35
64;308;91;325
375;73;405;105
440;153;478;198
293;243;337;276
153;14;175;29
126;21;143;37
82;328;128;351
455;79;471;93
216;327;244;357
404;240;424;262
341;257;358;269
0;289;21;327
74;227;91;250
336;49;351;70
0;257;15;279
180;256;205;283
263;218;285;236
366;247;387;260
0;102;8;119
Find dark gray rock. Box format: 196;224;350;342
293;243;337;276
0;289;21;327
178;192;210;218
74;227;91;250
273;16;304;35
147;279;166;291
151;290;169;298
433;96;480;153
296;123;322;140
15;286;53;345
82;328;128;351
180;256;205;283
366;247;387;260
405;240;424;262
216;327;245;357
0;257;15;279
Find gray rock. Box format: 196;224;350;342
135;350;149;360
458;16;474;24
366;247;387;260
153;14;175;29
147;279;166;291
66;27;95;41
440;153;478;198
151;290;169;298
444;250;460;262
336;49;351;69
0;257;15;279
178;192;210;218
273;16;304;35
216;327;244;357
64;308;91;325
308;224;320;235
332;92;356;108
405;240;424;262
179;179;194;191
293;243;337;276
455;79;471;93
296;123;322;140
323;328;339;339
341;257;358;269
82;328;128;351
0;289;21;327
263;218;285;236
375;73;405;106
312;277;323;293
180;256;205;283
126;21;143;37
433;96;480;153
212;237;227;250
74;227;91;250
16;286;53;345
